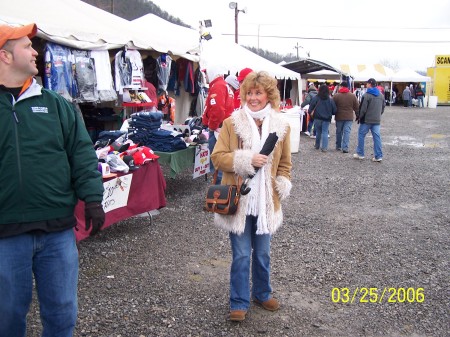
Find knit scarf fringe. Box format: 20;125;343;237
243;104;271;234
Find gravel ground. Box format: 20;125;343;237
27;105;449;337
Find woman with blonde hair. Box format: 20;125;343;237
211;71;292;321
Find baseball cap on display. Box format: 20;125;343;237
367;78;377;86
132;146;159;165
122;155;140;171
0;23;37;49
237;68;253;82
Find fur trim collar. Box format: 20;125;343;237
231;109;289;149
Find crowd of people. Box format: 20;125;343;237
302;78;385;161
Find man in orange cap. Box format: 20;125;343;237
0;23;105;337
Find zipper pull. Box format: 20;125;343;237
13;110;19;123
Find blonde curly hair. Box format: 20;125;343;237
240;71;281;110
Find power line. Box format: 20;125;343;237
222;33;450;43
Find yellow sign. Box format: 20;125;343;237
435;55;450;67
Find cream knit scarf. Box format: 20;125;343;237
243;103;272;234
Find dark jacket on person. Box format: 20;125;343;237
358;87;385;124
0;79;104;236
415;87;425;98
308;95;337;122
333;87;359;121
301;87;318;108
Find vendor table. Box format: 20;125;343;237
74;160;166;241
154;146;196;178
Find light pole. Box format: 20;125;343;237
229;2;246;44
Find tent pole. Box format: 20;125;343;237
390;80;393;106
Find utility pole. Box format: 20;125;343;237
294;42;301;59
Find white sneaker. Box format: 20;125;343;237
304;131;310;136
309;135;316;139
372;157;382;162
353;154;364;160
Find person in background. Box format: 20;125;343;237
308;84;337;152
415;83;425;108
211;71;292;322
202;64;234;183
333;81;359;153
353;78;385;162
225;74;240;110
409;84;415;107
0;23;105;337
236;67;253;107
300;83;318;138
402;85;411;108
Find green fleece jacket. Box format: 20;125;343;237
0;79;103;227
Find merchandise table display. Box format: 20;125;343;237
154;146;197;178
74;160;166;241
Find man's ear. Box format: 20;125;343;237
0;49;13;64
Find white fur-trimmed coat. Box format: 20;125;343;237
210;108;292;234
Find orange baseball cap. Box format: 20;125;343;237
0;23;37;49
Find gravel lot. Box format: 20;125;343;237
27;105;449;337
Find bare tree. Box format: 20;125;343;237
380;59;400;71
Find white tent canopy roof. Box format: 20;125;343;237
0;0;153;50
131;14;200;61
200;37;300;80
392;68;431;82
351;65;395;82
305;69;341;80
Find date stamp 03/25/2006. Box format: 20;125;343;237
331;287;425;304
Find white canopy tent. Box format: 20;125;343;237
392;68;431;83
0;0;302;119
305;69;341;80
352;66;395;82
0;0;152;50
200;36;301;105
131;14;200;62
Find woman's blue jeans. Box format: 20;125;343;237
314;119;330;150
0;229;78;337
335;120;353;151
229;215;272;311
356;123;383;159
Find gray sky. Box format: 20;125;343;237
150;0;450;72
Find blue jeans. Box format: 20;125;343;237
0;229;78;337
314;119;330;150
356;123;383;159
417;96;424;107
335;120;353;151
229;216;272;311
307;118;315;135
208;130;222;183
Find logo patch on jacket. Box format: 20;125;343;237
31;107;49;113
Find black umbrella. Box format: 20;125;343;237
240;132;279;195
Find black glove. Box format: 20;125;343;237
85;202;105;236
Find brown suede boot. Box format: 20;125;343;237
253;298;280;311
229;310;247;321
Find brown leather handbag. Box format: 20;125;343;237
205;170;242;215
